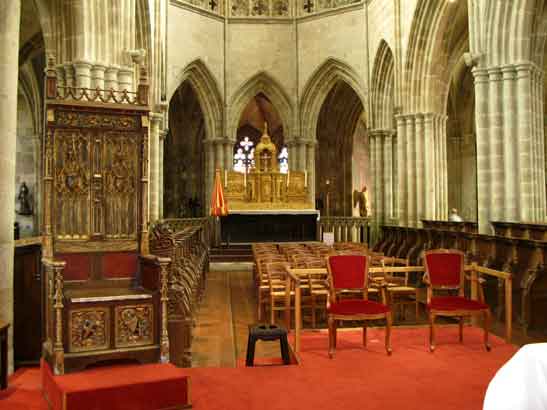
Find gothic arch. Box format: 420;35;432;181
404;0;469;114
169;59;223;141
300;58;366;142
370;40;395;130
228;71;293;142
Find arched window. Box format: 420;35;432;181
278;146;288;173
233;136;255;173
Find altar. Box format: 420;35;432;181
220;123;317;243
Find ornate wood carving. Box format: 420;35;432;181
115;304;154;348
69;308;110;352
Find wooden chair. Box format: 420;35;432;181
256;255;287;321
384;257;420;322
423;249;491;352
326;255;392;358
41;61;170;374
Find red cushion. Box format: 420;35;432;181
428;296;488;311
102;252;138;278
425;253;463;287
328;255;368;289
55;253;91;281
328;299;390;316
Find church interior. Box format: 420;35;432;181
1;0;547;409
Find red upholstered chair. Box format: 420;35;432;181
326;255;392;358
423;249;491;352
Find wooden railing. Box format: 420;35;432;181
149;221;210;367
285;263;512;354
491;221;547;241
158;217;214;248
375;225;546;334
422;220;478;233
317;217;370;245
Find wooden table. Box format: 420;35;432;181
285;264;513;354
0;322;9;390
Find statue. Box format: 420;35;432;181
353;185;369;217
18;182;32;215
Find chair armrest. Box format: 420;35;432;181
140;254;171;291
42;258;67;269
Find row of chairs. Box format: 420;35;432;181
253;245;491;357
252;242;419;328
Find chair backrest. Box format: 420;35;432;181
327;255;369;290
423;249;464;289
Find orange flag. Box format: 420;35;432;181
210;168;228;216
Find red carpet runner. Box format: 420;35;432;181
1;326;517;410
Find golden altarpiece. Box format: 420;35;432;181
223;124;312;210
41;58;170;374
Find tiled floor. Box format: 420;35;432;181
191;270;546;367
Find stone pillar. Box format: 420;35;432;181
395;115;407;225
298;140;306;171
223;139;232;170
0;0;21;374
473;63;546;232
118;66;134;92
288;141;297;171
215;140;223;170
405;116;416;226
384;132;394;220
149;113;162;222
306;141;315;203
91;64;106;90
105;65;120;91
73;60;92;89
159;130;166;219
473;67;490;233
204;140;215;213
64;63;75;88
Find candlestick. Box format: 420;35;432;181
224;170;227;188
286;170;290;188
244;169;247;190
304;170;307;188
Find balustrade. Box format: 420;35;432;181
317;217;369;245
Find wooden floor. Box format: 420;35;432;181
191;270;545;367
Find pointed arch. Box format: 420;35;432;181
404;0;469;113
300;58;367;141
370;40;395;130
169;59;223;140
228;71;294;142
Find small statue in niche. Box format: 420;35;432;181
17;182;32;215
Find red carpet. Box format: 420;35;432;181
0;326;517;410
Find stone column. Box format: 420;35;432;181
149;113;162;222
405;116;416;226
159;130;166;219
306;141;315;203
472;67;490;233
105;65;120;91
204;140;215;212
288;141;297;171
298;140;306;171
64;63;75;88
223;139;233;170
118;66;134;92
73;60;92;89
91;64;106;90
0;0;21;375
395;115;407;225
383;132;394;220
215;140;223;170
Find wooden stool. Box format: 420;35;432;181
0;322;9;390
246;324;290;366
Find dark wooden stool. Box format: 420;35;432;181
246;323;290;366
0;322;9;390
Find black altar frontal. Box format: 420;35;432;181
221;210;319;243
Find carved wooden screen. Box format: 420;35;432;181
45;106;147;254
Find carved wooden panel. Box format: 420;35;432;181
53;127;140;242
69;308;110;352
115;304;154;348
54;131;91;240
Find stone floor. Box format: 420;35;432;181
190;270;546;367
